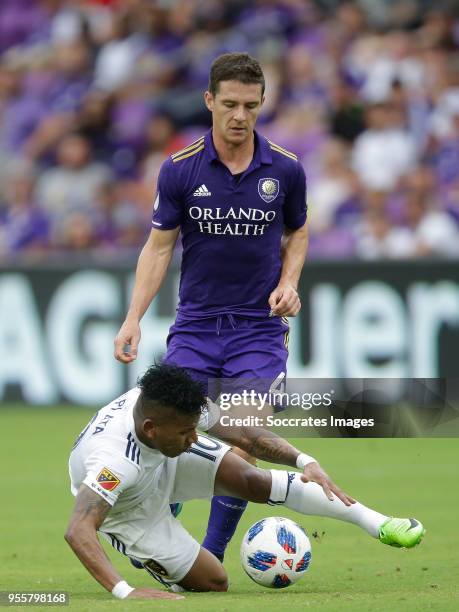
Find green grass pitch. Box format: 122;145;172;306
1;406;458;612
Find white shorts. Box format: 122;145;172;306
99;435;230;584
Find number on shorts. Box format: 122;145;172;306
187;435;221;461
195;435;222;451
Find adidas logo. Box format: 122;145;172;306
193;184;212;197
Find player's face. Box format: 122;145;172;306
150;412;200;457
205;80;264;145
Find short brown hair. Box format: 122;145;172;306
208;53;265;97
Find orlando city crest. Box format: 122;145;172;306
258;178;280;203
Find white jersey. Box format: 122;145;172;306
69;387;210;514
68;387;230;583
70;388;161;513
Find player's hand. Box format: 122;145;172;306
269;283;301;317
300;462;356;507
114;319;141;363
127;587;184;600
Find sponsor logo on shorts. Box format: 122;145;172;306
144;559;170;578
96;467;120;491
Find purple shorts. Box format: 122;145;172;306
163;313;290;397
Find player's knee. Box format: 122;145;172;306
207;573;228;592
208;561;228;591
195;566;228;592
182;550;228;592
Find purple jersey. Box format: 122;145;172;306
152;129;307;317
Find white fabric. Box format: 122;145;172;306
268;469;290;505
296;453;316;469
111;581;134;599
198;398;221;431
37;164;112;217
415;212;459;256
352;129;417;190
308;178;353;233
284;474;387;538
355;224;416;260
355;212;459;260
94;39;139;91
429;88;459;139
69;388;230;582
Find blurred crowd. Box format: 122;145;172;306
1;0;459;261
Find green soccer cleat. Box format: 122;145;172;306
379;517;425;548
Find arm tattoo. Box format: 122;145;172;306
242;429;298;466
72;485;112;527
209;422;299;466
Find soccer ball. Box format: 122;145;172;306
240;517;312;589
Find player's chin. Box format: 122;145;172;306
227;127;248;140
165;446;190;458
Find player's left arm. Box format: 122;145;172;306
269;161;308;317
269;223;308;316
208;421;355;506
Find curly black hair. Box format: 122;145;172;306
137;363;206;417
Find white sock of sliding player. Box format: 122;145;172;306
270;472;387;538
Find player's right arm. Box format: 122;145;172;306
114;226;179;363
115;158;183;363
207;418;355;506
64;484;183;600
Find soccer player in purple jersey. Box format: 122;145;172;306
114;53;308;562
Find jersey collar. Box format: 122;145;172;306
204;129;272;167
127;393;162;455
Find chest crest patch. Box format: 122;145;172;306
258;178;280;203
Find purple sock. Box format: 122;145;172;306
202;495;248;562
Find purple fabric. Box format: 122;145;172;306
283;81;329;107
153;129;307;317
22;70;56;98
434;139;459;185
111;98;151;150
145;32;185;55
0;0;50;52
202;496;248;561
2;95;46;152
385;192;407;225
2;2;457;260
163;314;289;396
1;205;49;251
236;4;300;42
334;196;362;227
46;75;92;114
308;227;355;259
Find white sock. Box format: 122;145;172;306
282;473;387;538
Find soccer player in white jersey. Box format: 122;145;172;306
66;364;424;600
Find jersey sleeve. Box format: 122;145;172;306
81;450;140;506
283;161;307;230
151;159;183;230
197;399;221;432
